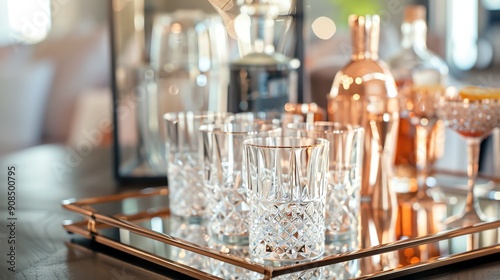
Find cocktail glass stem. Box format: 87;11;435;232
464;137;481;215
445;137;485;227
414;123;435;204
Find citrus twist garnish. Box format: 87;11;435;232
459;86;500;101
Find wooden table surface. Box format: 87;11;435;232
0;144;500;280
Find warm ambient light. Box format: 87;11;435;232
5;0;51;44
311;16;336;40
234;13;251;43
171;23;182;34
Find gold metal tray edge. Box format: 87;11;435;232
61;186;500;279
62;219;500;280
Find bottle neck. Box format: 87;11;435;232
249;16;275;54
242;3;277;54
401;20;428;51
351;15;380;61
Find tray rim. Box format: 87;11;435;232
63;219;500;280
61;184;500;279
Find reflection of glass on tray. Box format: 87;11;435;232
61;176;500;279
395;196;448;265
167;216;210;271
208;240;252;279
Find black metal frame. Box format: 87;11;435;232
109;0;304;186
294;0;305;103
108;0;167;186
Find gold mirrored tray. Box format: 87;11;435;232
61;172;500;279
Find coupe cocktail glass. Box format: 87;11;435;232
437;86;500;227
400;85;444;205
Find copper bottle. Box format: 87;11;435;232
328;15;399;208
328;16;399;264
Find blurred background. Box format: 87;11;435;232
0;0;499;175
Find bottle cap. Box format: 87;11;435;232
404;5;426;23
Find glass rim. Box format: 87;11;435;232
242;136;329;149
439;86;500;103
439;96;500;104
163;111;232;122
287;121;364;134
199;122;281;135
153;10;211;24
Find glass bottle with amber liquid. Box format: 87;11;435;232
328;15;399;268
390;6;449;264
227;1;299;114
389;5;448;195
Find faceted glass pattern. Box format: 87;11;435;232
243;137;329;263
438;98;500;137
326;166;361;241
201;122;280;244
287;122;364;245
167;152;205;217
164;112;230;218
437;90;500;227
